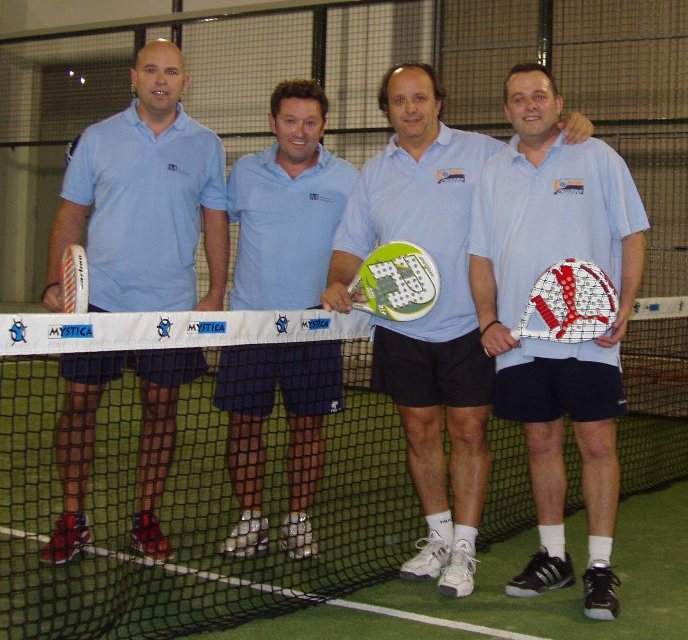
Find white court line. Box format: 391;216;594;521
2;525;550;640
327;599;550;640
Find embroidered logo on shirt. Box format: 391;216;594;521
309;193;333;203
167;163;190;176
436;169;465;184
553;178;584;195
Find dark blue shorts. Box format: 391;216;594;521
59;305;207;386
494;358;627;423
371;326;494;407
213;341;344;417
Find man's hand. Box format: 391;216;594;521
320;250;363;313
480;321;520;357
559;111;594;144
42;282;62;313
320;282;355;313
195;292;225;312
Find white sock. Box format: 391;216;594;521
588;535;613;567
538;524;566;561
426;510;453;546
452;524;478;556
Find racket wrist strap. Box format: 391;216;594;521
41;281;60;299
479;319;502;338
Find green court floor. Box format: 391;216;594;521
186;479;688;640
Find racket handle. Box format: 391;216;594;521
307;305;324;310
510;328;520;340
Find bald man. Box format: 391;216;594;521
40;40;228;564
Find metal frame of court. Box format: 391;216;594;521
2;1;688;639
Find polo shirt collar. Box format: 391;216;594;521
385;121;451;157
264;141;327;168
507;130;566;161
125;99;189;132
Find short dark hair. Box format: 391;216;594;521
270;79;329;118
503;63;560;104
377;62;446;119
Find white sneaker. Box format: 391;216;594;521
437;540;479;598
280;512;318;560
220;511;269;558
399;532;451;581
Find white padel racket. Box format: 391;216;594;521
511;258;618;343
349;241;440;321
60;244;89;313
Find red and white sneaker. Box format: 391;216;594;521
39;513;91;564
131;512;175;562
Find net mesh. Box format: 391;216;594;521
1;0;688;638
1;307;688;639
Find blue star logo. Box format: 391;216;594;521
157;317;173;339
9;319;27;344
275;315;289;335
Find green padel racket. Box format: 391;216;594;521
350;241;440;321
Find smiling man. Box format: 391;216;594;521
213;80;358;561
320;62;594;600
469;63;649;620
39;39;228;565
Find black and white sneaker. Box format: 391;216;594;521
583;563;621;620
505;547;575;597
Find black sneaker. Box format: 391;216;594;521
583;563;621;620
505;547;575;597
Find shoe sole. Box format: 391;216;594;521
399;570;440;581
39;548;85;565
585;607;618;621
281;541;319;560
130;541;175;564
438;583;474;598
505;576;575;598
221;543;269;559
38;535;91;565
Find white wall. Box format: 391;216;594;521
0;0;337;35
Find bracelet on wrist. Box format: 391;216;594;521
480;319;502;338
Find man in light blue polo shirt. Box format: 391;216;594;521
213;80;357;561
321;62;592;598
40;39;229;565
469;63;648;620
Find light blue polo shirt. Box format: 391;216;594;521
468;132;650;371
62;101;227;312
228;142;358;310
332;123;505;342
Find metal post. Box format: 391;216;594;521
536;0;553;69
172;0;183;49
311;6;327;87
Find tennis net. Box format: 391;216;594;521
1;304;687;640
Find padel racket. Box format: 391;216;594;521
349;241;440;321
60;244;89;313
511;258;618;342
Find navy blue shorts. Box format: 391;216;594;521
494;358;628;423
371;326;494;407
59;305;207;386
213;341;344;417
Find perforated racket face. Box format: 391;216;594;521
514;258;618;342
351;241;440;321
60;245;89;314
